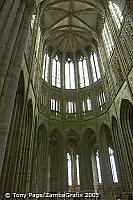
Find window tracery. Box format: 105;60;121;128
65;58;75;89
42;53;49;82
102;20;114;58
109;1;123;29
96;150;102;183
78;56;90;88
67;151;80;188
90;51;101;82
108;147;118;183
52;55;61;88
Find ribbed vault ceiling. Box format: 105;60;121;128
39;0;105;53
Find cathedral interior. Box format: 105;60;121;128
0;0;133;199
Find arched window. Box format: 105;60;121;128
108;147;118;182
42;53;49;82
76;155;80;185
82;97;92;115
50;98;60;112
109;1;123;29
67;152;80;187
102;20;114;58
78;56;90;88
67;101;76;114
96;150;102;183
52;55;61;88
97;92;106;111
67;153;72;186
65;58;75;89
90;51;101;82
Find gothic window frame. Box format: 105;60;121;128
67;152;80;187
65;58;75;89
78;56;90;88
50;98;60;113
97;91;106;110
108;147;119;183
52;55;61;88
67;152;72;186
96;150;102;184
67;101;76;114
102;20;114;58
90;51;101;82
42;53;49;82
109;1;123;29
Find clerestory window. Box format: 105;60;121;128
65;58;75;89
102;20;114;58
90;51;101;82
78;56;90;88
42;53;49;82
109;1;123;29
52;55;61;88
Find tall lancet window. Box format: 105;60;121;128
96;150;102;183
78;56;90;88
109;1;123;29
52;55;61;88
42;53;49;82
65;58;75;89
67;153;72;186
102;20;114;58
108;147;118;182
90;51;101;82
67;151;80;188
76;155;80;185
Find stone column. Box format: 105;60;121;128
111;117;128;192
58;139;67;192
91;150;99;192
99;135;115;200
36;135;49;193
0;0;23;94
72;151;78;190
50;143;58;192
0;0;34;180
83;144;94;191
79;144;86;191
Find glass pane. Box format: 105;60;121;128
96;151;102;183
65;62;70;89
79;61;84;88
52;59;56;86
76;155;80;185
83;60;90;86
94;52;101;79
70;62;75;89
108;147;118;182
67;153;72;186
51;99;55;110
